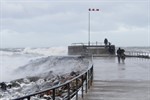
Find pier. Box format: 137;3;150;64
79;57;150;100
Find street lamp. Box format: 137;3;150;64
88;10;90;46
88;8;99;46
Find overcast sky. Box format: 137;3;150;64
0;0;150;48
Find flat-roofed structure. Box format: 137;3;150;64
68;42;115;56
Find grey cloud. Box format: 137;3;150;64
0;0;149;47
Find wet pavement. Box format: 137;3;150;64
80;57;150;100
93;57;150;81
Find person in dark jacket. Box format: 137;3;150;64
104;38;108;47
120;49;125;63
117;48;125;63
117;48;121;63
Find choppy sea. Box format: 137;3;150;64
0;47;68;82
0;46;150;99
0;46;150;82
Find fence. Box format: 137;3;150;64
125;51;150;59
71;42;103;46
13;64;94;100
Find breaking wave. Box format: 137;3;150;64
0;47;68;82
0;47;67;57
0;56;90;99
14;56;90;80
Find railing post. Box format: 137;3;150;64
85;72;88;93
89;67;92;86
81;75;84;98
91;66;93;85
76;78;78;100
52;89;55;100
88;70;90;89
67;83;70;100
27;97;30;100
87;70;90;89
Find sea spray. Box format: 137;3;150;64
0;55;90;99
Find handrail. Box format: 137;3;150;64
71;42;103;46
125;51;150;59
12;57;94;100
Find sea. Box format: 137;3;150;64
0;46;150;82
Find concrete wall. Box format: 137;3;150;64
68;45;115;56
87;47;109;54
68;46;87;55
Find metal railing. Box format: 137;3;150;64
125;51;150;59
13;64;94;100
71;42;103;46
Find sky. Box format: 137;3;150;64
0;0;150;48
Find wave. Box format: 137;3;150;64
0;56;90;99
0;47;67;56
15;56;89;78
1;47;149;57
0;47;67;82
22;47;67;56
1;56;90;82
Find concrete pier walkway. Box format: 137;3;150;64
81;57;150;100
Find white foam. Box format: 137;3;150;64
22;47;67;56
0;47;68;82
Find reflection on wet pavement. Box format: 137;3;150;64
80;57;150;100
93;57;150;81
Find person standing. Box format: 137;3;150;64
117;48;125;63
120;49;125;63
117;48;122;63
104;38;108;47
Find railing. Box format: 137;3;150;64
71;42;103;46
125;51;150;59
12;63;94;100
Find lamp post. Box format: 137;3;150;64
88;8;99;46
88;11;90;46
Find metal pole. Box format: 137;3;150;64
67;83;70;100
53;89;55;100
91;66;94;85
88;11;90;46
27;97;30;100
76;78;78;100
85;72;88;93
81;75;84;98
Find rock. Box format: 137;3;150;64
27;76;40;82
43;95;52;100
0;94;3;98
6;83;12;89
13;78;24;83
70;71;79;76
11;81;20;87
53;80;60;86
0;82;7;91
55;97;63;100
61;92;68;97
40;82;52;90
36;79;45;85
23;78;30;84
70;71;76;76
